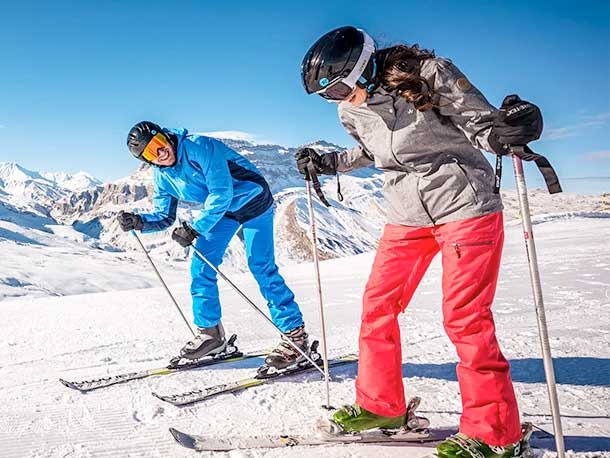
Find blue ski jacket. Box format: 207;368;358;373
138;128;273;236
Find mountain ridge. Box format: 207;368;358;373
1;136;608;280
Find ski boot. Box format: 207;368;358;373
330;405;405;433
257;325;315;377
168;334;239;369
179;322;227;360
322;397;429;435
436;422;534;458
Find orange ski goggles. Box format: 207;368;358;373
141;132;170;162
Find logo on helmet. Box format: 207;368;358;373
319;78;330;87
456;77;472;91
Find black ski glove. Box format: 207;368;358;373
295;147;338;179
172;222;199;248
489;94;543;155
117;211;143;232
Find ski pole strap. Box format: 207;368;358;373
509;145;563;194
306;161;331;207
336;174;344;202
494;154;503;194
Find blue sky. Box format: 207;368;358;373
1;0;608;193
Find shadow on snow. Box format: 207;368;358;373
331;356;610;387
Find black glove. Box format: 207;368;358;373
295;147;338;179
117;211;143;232
172;222;199;248
489;95;543;155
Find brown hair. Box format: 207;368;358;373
376;44;436;111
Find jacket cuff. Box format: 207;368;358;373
488;133;509;156
320;151;339;175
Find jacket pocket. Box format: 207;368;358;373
383;172;436;226
451;158;479;204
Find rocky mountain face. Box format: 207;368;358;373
1;138;384;270
2;136;608;271
0;162;101;215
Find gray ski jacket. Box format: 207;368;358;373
336;57;503;227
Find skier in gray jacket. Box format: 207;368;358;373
298;26;544;458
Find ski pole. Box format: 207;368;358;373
305;179;332;409
511;147;565;458
131;230;196;338
188;243;327;378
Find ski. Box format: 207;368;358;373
59;334;266;392
169;421;541;453
168;426;447;451
153;352;358;406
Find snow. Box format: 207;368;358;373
0;216;609;457
1;150;609;456
0;162;101;194
0;162;103;225
200;131;260;144
40;171;102;192
3;151;607;283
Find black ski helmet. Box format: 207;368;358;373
301;26;377;100
127;121;166;162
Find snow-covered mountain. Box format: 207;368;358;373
1;137;609;300
0;162;102;216
40;170;101;191
45;138;383;265
0;162;69;216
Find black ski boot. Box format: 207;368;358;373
262;325;309;372
180;322;227;360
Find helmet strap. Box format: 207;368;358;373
356;57;379;93
166;131;179;151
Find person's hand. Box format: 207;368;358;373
294;147;337;178
117;211;143;232
490;94;543;154
172;222;199;247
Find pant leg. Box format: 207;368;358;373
190;217;240;328
241;207;304;333
435;211;521;446
356;224;439;417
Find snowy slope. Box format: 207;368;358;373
0;217;608;457
2;140;609;302
2;174;607;301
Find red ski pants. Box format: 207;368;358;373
355;212;521;446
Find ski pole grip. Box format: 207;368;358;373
509;145;525;155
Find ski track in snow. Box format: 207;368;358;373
0;218;609;457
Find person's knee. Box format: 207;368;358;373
442;308;493;343
361;296;401;324
248;256;277;277
362;284;403;317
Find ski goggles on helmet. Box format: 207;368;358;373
315;31;376;101
317;79;357;101
141;132;170;163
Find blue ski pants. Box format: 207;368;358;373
190;206;303;332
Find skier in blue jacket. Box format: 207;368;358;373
118;121;308;369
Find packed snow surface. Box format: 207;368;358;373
0;216;609;457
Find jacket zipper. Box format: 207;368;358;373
452;240;493;259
